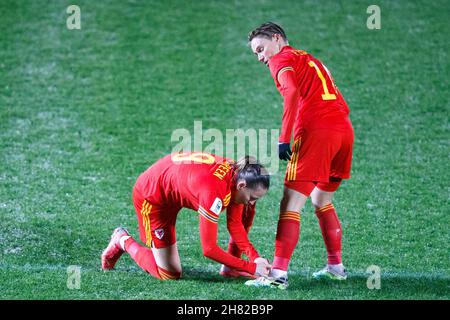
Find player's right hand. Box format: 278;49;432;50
254;257;271;277
278;143;292;161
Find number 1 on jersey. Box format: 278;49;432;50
308;61;337;101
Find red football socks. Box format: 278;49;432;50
315;203;342;265
273;211;301;271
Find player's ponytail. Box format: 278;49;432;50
233;156;270;190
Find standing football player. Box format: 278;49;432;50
246;22;354;289
101;152;271;280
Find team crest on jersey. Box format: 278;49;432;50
154;228;164;240
210;198;223;215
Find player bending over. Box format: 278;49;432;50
246;22;354;289
101;152;271;280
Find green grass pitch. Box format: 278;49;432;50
0;0;449;299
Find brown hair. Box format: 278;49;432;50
233;156;270;190
248;22;288;43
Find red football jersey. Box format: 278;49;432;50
135;152;233;219
269;45;351;143
134;152;259;274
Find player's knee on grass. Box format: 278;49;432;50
157;266;182;280
156;260;182;280
152;245;182;279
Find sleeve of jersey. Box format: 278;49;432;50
226;203;259;262
197;191;256;274
199;213;257;274
269;57;299;144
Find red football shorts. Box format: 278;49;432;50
284;124;353;195
132;187;179;249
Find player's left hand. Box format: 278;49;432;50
278;143;292;161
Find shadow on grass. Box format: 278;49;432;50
180;268;450;298
289;274;449;299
